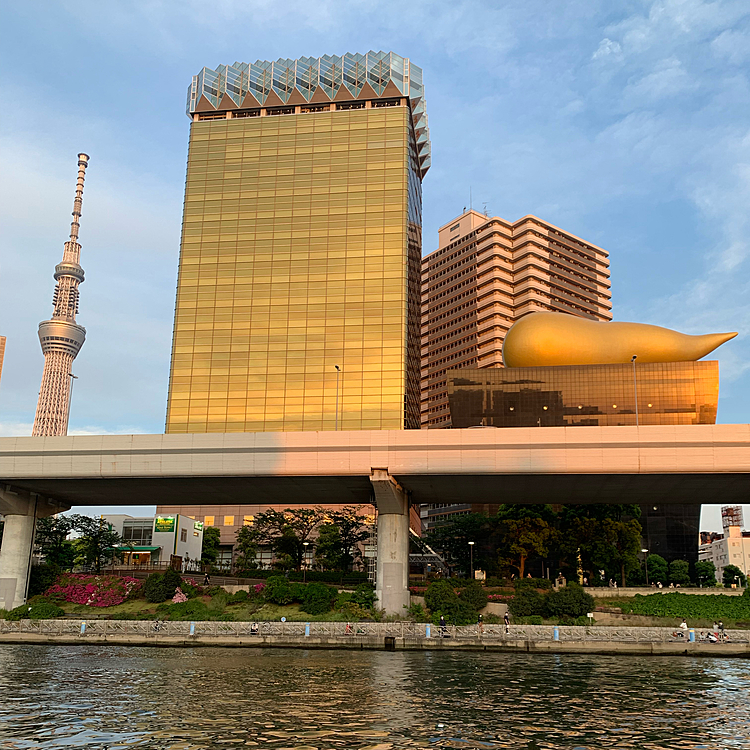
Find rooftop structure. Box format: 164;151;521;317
187;52;430;175
32;154;90;437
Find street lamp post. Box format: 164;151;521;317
641;548;649;585
334;365;341;430
468;541;475;580
303;541;309;583
631;355;639;426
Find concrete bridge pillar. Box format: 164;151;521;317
370;469;410;617
0;486;68;611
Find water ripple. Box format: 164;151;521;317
0;646;748;749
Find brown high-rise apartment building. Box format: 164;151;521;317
420;210;612;429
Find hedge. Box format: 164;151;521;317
620;592;750;621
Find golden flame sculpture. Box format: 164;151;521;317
502;312;737;368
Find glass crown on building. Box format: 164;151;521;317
187;51;431;176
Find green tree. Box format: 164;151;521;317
250;508;325;571
326;507;371;571
600;518;643;588
201;526;221;567
669;559;691;586
497;517;556;579
695;560;717;587
722;564;746;588
71;514;123;573
314;523;342;570
35;516;76;569
647;554;668;585
423;513;497;576
234;525;259;573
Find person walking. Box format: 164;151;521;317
439;614;447;638
477;613;483;636
504;610;510;635
719;620;726;641
203;572;211;586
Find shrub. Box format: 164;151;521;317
430;598;477;626
157;599;211;621
407;602;429;622
424;580;458;613
289;582;307;603
47;573;142;607
353;582;376;609
508;589;545;617
161;569;182;600
208;591;228;612
144;573;168;603
5;599;65;621
264;576;294;605
29;564;60;598
544;583;594;619
527;615;544;625
460;581;488;611
227;590;249;604
180;579;203;598
301;582;336;614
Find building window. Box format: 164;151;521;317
204;516;215;527
180;529;188;543
122;521;153;546
243;515;254;526
224;515;235;526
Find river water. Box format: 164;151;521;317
0;646;748;749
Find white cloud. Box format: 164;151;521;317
592;38;622;60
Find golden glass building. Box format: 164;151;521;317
446;360;719;428
166;53;430;433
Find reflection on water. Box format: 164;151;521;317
0;646;749;749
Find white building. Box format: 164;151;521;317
104;514;204;570
699;506;750;584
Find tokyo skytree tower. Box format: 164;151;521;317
32;153;90;437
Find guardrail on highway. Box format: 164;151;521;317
1;619;748;643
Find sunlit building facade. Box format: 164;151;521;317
165;53;429;434
446;360;719;428
420;211;612;428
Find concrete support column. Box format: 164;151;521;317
370;469;410;616
0;486;69;611
0;514;36;610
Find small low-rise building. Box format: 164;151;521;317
699;506;750;583
103;514;204;570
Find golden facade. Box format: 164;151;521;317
166;104;422;433
447;360;719;428
502;311;737;368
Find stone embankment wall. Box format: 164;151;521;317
2;620;749;658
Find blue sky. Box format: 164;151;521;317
1;1;749;530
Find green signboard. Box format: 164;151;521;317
194;521;204;531
154;516;176;533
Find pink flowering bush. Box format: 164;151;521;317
46;573;142;608
172;587;188;604
253;582;266;595
488;594;514;603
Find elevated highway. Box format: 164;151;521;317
2;424;749;612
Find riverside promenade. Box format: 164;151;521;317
2;620;749;657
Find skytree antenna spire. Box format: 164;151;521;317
32;153;90;437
